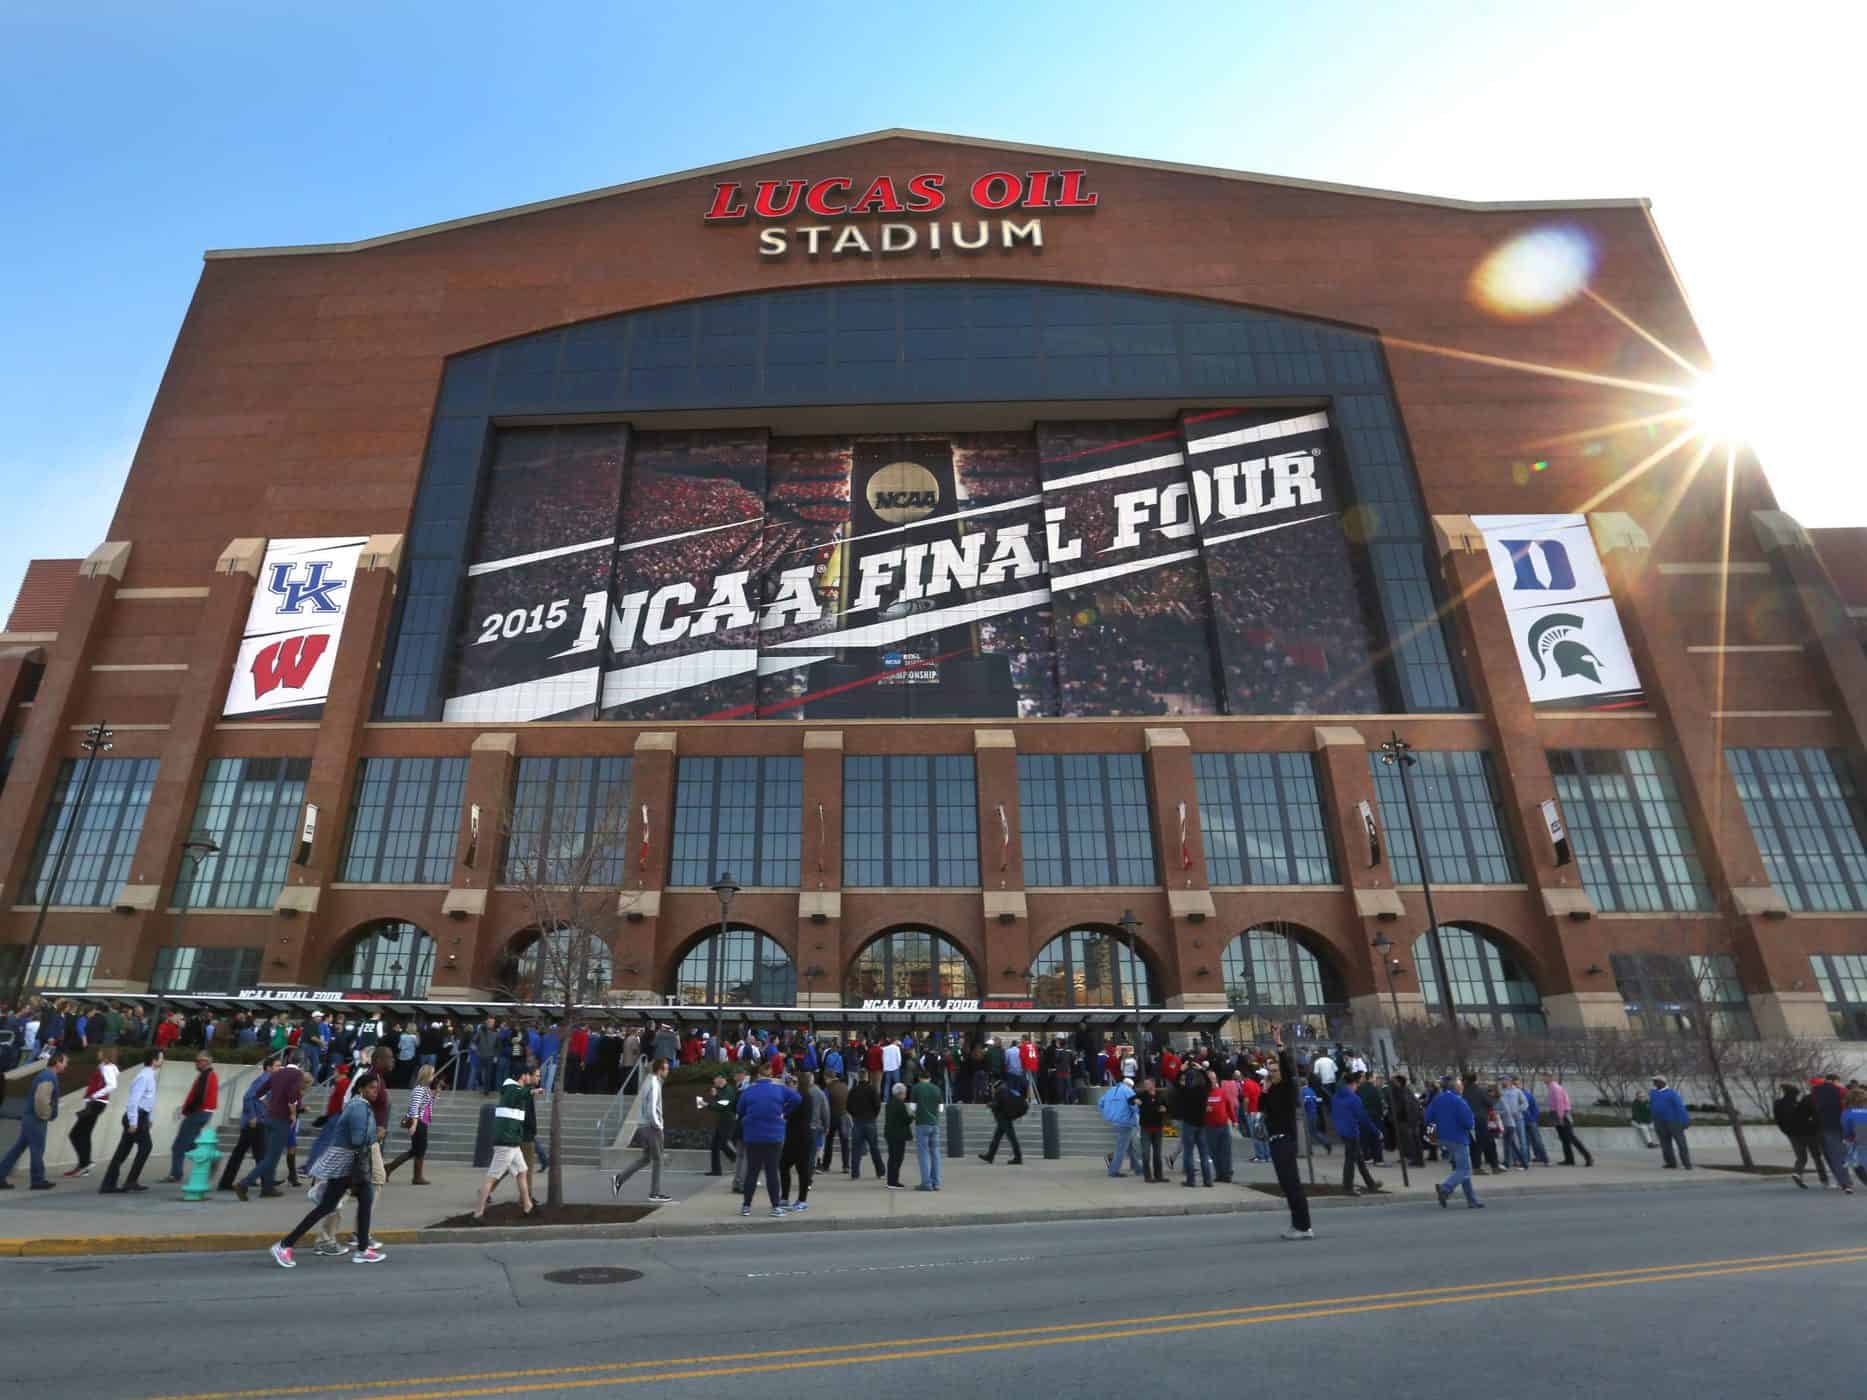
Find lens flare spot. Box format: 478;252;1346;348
1470;225;1596;318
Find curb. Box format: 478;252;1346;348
0;1172;1770;1258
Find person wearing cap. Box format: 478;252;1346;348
1648;1076;1692;1169
1426;1075;1482;1208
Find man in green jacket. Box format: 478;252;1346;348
472;1074;535;1220
704;1074;738;1176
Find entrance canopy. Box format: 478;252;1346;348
69;992;1231;1034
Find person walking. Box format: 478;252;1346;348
1332;1072;1381;1194
271;1072;388;1267
473;1069;537;1221
1262;1029;1313;1239
99;1048;163;1194
979;1076;1026;1165
159;1052;219;1184
1842;1087;1867;1189
1464;1075;1502;1174
735;1062;800;1218
383;1064;435;1184
217;1055;277;1190
637;1057;670;1204
63;1046;117;1178
0;1048;66;1190
1202;1070;1236;1184
236;1051;305;1200
1175;1059;1214;1188
1542;1073;1592;1166
778;1072;818;1212
1389;1074;1424;1168
1775;1083;1828;1188
1629;1092;1657;1149
819;1071;849;1173
1498;1077;1531;1171
1520;1079;1552;1166
702;1072;738;1177
1102;1074;1144;1177
1648;1076;1692;1169
911;1071;943;1190
1426;1075;1483;1209
1807;1074;1852;1194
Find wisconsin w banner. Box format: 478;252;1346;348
223;537;367;719
1472;514;1641;707
438;411;1394;723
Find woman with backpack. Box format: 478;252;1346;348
978;1078;1026;1165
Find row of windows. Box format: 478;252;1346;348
20;748;1867;915
22;926;1867;1042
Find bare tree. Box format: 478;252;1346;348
1572;1028;1649;1113
498;786;643;1209
1721;1036;1835;1121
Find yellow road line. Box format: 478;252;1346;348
143;1245;1867;1400
363;1250;1867;1399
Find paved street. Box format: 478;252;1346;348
6;1176;1863;1399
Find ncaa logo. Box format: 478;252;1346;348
865;461;941;524
266;560;348;614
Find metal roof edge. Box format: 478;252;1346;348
201;127;1651;261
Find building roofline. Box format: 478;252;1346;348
202;128;1651;261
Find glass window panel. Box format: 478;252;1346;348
1026;928;1156;1008
1611;951;1755;1039
1547;749;1713;913
25;757;158;906
502;756;632;885
173;758;310;909
1194;752;1336;885
670;757;801;887
325;921;434;998
842;755;980;888
846;928;979;1001
1017;753;1158;887
1812;953;1867;1040
1412;925;1546;1033
671;926;796;1006
1370;750;1519;885
1727;748;1867;912
340;757;468;884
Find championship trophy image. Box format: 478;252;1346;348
804;437;1018;718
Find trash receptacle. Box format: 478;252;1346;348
944;1103;964;1157
1041;1105;1060;1159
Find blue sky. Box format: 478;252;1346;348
0;2;1850;614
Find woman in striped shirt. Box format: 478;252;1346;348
385;1064;435;1185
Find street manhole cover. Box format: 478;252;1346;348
543;1267;643;1286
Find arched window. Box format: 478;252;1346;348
847;928;979;1002
1027;927;1157;1008
671;926;795;1006
1412;924;1545;1033
1219;924;1348;1040
504;926;613;1004
325;920;435;999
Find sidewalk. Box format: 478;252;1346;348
0;1142;1801;1258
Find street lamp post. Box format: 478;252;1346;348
1117;908;1145;1082
1377;731;1469;1079
709;871;739;1052
152;834;221;1030
11;721;111;1008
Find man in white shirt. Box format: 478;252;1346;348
1312;1052;1338;1088
880;1039;903;1097
100;1048;163;1193
1347;1053;1368;1076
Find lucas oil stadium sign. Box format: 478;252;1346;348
703;168;1099;260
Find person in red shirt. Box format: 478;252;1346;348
1159;1047;1181;1085
153;1014;182;1052
161;1052;219;1183
1203;1076;1238;1183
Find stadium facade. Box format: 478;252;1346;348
4;130;1866;1045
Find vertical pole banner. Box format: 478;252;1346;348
1472;514;1641;707
224;537;367;719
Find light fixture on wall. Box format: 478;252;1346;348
1584;963;1603;977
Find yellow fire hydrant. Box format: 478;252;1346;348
180;1123;222;1201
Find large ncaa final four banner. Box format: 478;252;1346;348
429;410;1396;724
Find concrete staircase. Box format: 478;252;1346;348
420;1088;623;1168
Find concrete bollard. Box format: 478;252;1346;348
1041;1105;1061;1159
944;1104;964;1157
180;1123;221;1201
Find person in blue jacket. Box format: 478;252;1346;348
1648;1076;1692;1169
1425;1075;1483;1208
736;1062;802;1218
1331;1073;1381;1194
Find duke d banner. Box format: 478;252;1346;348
433;408;1392;724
